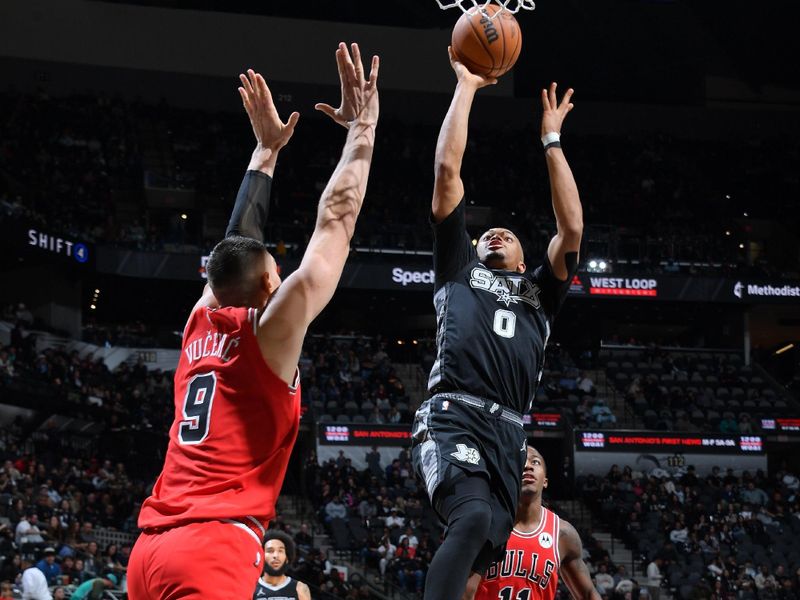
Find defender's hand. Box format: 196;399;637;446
238;69;300;155
315;42;380;129
448;46;497;90
540;82;574;137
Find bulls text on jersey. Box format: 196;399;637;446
485;550;556;590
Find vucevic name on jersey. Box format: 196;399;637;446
428;200;575;414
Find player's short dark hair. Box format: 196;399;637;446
205;236;268;297
264;529;296;563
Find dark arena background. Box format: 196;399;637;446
1;1;799;599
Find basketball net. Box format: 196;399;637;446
436;0;535;18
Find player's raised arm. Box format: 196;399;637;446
432;47;496;223
226;68;299;239
542;82;583;280
194;70;299;312
559;519;602;600
256;42;379;384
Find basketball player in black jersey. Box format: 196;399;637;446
253;531;311;600
411;48;583;600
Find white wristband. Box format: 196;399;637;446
541;131;560;146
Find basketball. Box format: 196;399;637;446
451;4;522;79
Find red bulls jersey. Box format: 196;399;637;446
139;306;301;530
477;507;561;600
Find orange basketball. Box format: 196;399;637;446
451;4;522;79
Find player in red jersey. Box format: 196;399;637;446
128;42;380;599
469;446;601;600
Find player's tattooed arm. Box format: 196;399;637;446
297;581;312;600
432;47;496;223
257;42;379;384
541;82;583;280
559;519;602;600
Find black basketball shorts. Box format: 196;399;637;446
411;392;527;564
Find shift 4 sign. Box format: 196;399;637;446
27;228;89;263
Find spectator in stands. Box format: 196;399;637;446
15;512;45;546
719;413;740;433
592;399;618;426
58;556;77;584
0;554;20;585
34;547;60;586
393;538;424;594
81;541;100;579
668;520;689;551
398;526;418;549
577;372;595;396
740;481;769;507
20;554;51;600
375;531;397;577
755;564;777;592
294;522;314;555
384;507;405;529
594;563;615;595
68;573;118;600
366;446;382;477
645;556;663;598
324;495;348;523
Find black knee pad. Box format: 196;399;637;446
449;497;492;542
435;467;493;543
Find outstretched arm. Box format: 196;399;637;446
542;83;583;280
559;519;602;600
226;69;299;239
432;47;496;223
195;70;299;311
257;42;380;384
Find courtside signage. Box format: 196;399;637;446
26;228;89;263
587;277;658;297
576;431;764;454
760;418;800;432
733;281;800;300
574;430;767;477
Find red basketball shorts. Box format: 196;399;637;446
128;520;265;599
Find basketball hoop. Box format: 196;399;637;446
436;0;535;19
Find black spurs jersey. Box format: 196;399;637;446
254;577;299;600
428;200;575;414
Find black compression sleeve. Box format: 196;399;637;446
225;170;272;242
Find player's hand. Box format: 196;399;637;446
316;42;380;129
540;82;574;137
448;46;497;90
238;69;300;163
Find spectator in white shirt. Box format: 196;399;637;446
21;556;52;600
594;563;615;595
646;558;662;585
16;512;45;545
384;508;405;529
398;527;418;549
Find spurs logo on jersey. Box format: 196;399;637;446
477;507;561;600
469;266;543;309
